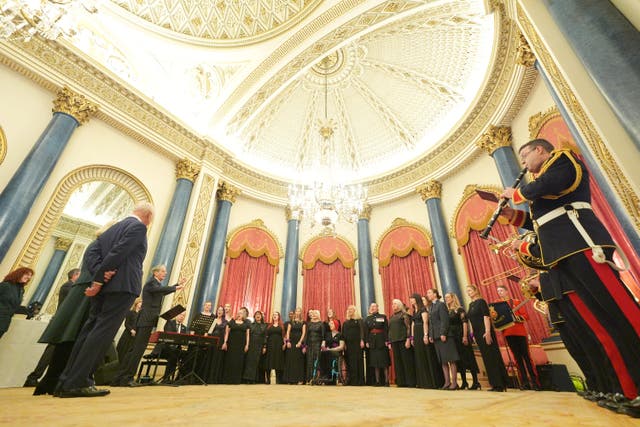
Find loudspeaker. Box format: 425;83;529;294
536;364;574;392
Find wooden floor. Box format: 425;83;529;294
1;385;638;427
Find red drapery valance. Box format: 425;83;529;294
301;236;355;270
377;224;433;268
227;224;281;269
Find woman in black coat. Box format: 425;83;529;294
0;267;34;339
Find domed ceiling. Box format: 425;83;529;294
55;0;520;202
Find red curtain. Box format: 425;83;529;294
217;251;276;317
302;260;354;321
379;250;436;314
460;224;550;345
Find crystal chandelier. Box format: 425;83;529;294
0;0;97;42
288;55;367;233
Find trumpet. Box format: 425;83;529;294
488;231;549;270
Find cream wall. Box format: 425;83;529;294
0;64;178;296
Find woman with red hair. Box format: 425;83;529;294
0;267;34;339
265;311;286;384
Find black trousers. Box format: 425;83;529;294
505;335;538;386
113;325;153;383
390;341;415;387
26;344;55;382
58;292;136;390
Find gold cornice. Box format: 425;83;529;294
449;184;502;238
516;33;536;67
416;180;442;201
56;216;100;241
517;5;640;231
359;204;372;221
476;125;513;155
175;159;201;182
0;126;6;165
216;181;241;203
53;237;73;252
52;86;98;125
528;105;560;139
226;219;284;257
373;217;432;258
11;165;152;271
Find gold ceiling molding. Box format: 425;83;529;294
496;64;538;126
173;173;217;308
225;0;427;131
0;126;6;165
11;165;153;271
113;0;322;46
55;215;100;241
53;237;73;252
516;32;536;67
517;4;640;231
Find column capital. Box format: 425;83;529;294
285;205;302;221
52;87;98;125
476;125;513;155
175;159;201;182
54;237;73;252
516;33;536;67
216;181;241;203
416;181;442;201
359;204;372;220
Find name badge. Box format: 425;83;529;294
376;318;384;323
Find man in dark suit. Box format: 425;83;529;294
111;265;184;386
158;310;187;382
23;268;81;387
56;202;154;398
57;268;81;307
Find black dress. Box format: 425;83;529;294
205;319;226;384
265;324;285;382
243;322;267;383
467;298;508;389
116;309;139;362
222;319;248;384
283;320;305;384
412;308;436;388
342;318;365;385
305;321;325;381
449;307;479;378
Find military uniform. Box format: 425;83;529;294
364;312;390;369
509;149;640;398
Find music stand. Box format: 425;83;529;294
161;304;186;320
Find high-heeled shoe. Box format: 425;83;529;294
448;385;459;391
469;382;481;390
460;382;469;390
440;384;451;390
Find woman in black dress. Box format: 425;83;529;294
319;319;345;384
265;311;285;384
189;301;215;335
445;292;480;390
389;299;416;387
221;310;249;384
243;311;268;384
342;305;365;385
305;309;325;383
409;293;436;389
0;267;34;339
116;298;141;362
466;285;508;391
203;306;227;383
284;307;306;384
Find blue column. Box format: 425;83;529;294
536;61;640;250
280;207;301;317
0;88;96;263
542;0;640;151
191;182;239;314
357;206;375;318
29;238;71;305
147;160;199;282
417;181;462;300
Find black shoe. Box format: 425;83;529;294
23;379;38;387
58;386;110;398
460;382;469;390
469;383;481;390
488;387;506;392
